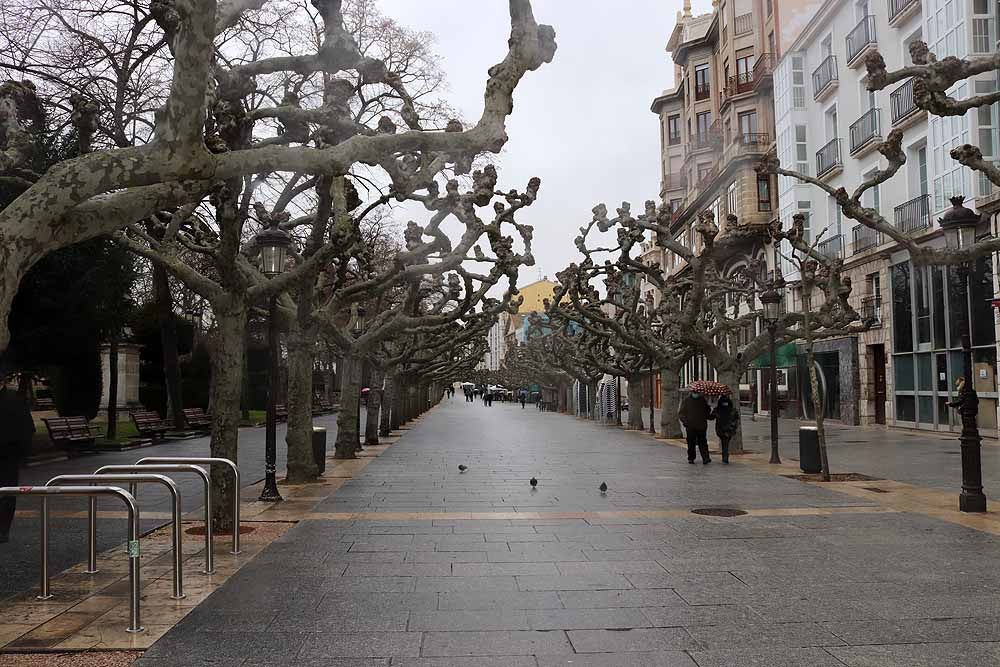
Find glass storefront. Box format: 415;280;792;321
890;258;998;430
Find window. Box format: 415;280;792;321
670;198;682;212
791;55;806;108
736;49;754;84
757;176;772;211
667;115;681;145
697;162;713;181
727;180;738;215
738;110;758;138
795;125;809;175
695;65;711;99
696;111;712;141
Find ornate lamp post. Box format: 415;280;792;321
939;195;987;513
254;218;292;502
760;282;783;465
649;317;664;434
353;307;366;452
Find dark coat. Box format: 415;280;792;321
679;393;712;432
0;389;35;457
712;396;740;438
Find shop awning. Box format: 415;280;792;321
750;343;799;369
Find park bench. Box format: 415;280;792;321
42;417;99;453
275;404;289;422
182;408;212;429
130;409;171;441
34;397;56;411
312;399;334;415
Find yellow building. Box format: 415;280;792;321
515;278;557;314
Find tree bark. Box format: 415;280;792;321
626;375;644;430
366;368;384;445
659;367;683;439
806;338;831;481
334;352;361;459
207;300;247;531
284;330;319;482
717;368;743;454
380;373;394;436
106;337;119;440
154;265;185;429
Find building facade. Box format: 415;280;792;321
774;0;1000;432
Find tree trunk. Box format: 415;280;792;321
334;352;361;459
806;341;831;481
380;373;394;436
615;377;622;426
154;265;185;429
207;301;247;531
659;367;683;439
284;330;319;482
717;367;743;454
627;375;644;430
106;337;119;440
588;383;598;420
366;368;384;445
390;378;403;430
239;326;250;422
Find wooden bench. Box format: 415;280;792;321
312;399;334;415
130;409;171;440
275;404;289;422
34;397;56;411
42;417;99;452
182;407;212;429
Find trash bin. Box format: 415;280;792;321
312;427;327;475
799;426;821;474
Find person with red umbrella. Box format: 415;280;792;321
679;385;713;464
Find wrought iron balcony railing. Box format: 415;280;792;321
890;78;918;125
852;224;881;254
812;55;838;99
861;296;882;325
894;194;931;234
889;0;919;22
752;53;776;87
816;138;842;177
695;81;712;101
849;108;881;153
846;16;877;63
725;73;754;97
817;234;843;259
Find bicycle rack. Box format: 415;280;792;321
96;464;214;574
0;486;144;633
136;456;241;554
46;473;184;600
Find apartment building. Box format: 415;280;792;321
774;0;1000;432
647;0;782;403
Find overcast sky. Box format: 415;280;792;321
379;0;713;284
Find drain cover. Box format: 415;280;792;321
691;508;747;517
862;486;889;493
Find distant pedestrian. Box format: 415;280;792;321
519;391;526;409
711;395;739;464
679;390;713;464
0;383;35;542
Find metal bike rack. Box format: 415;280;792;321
136;456;241;554
0;486;144;633
46;473;184;600
97;464;214;574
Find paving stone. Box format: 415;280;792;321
389;658;538;667
686;647;847;666
437;591;563;611
344;563;453;577
408;609;529;631
828;642;1000;666
414;576;517;592
420;630;574;657
297;631;422;658
822;617;1000;645
641;604;761;627
317;592;439;612
526;607;652;630
536;651;698;666
452;562;559;577
516;574;632;591
555;560;667;576
566;627;700;652
558;589;688;609
685;621;845;649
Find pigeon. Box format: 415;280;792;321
599;482;608;495
530;477;538;488
458;465;468;473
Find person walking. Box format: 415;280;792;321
679;389;713;464
519;390;526;409
711;394;739;464
0;382;36;542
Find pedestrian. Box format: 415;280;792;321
679;389;713;464
711;394;739;464
520;390;526;409
0;381;36;542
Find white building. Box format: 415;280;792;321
774;0;1000;431
482;311;512;372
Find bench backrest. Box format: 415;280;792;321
43;417;94;439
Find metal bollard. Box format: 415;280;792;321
47;474;184;599
0;486;144;633
136;457;242;554
97;464;214;574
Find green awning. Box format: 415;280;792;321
750;343;798;369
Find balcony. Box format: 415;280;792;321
725;73;755;98
817;234;843;260
816;138;842;178
890;78;920;125
861;296;882;325
685;122;722;156
889;0;920;24
849;108;882;154
894;194;931;234
661;174;688;192
852;224;881;254
695;81;712;101
846;16;877;66
752;54;776;90
735;12;753;36
812;55;838;100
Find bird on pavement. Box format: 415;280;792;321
458;465;468;473
530;477;538;488
599;482;608;495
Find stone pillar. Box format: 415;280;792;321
99;342;142;410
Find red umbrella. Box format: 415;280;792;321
689;380;731;397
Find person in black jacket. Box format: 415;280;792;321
711;395;740;464
679;390;713;464
0;383;35;541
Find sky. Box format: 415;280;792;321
379;0;714;285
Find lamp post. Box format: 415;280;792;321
353;307;366;452
649;317;664;435
254;218;292;503
939;195;987;513
760;282;783;465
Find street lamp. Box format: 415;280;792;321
353;306;366;452
649;317;664;435
254;217;292;503
760;282;783;465
939;195;987;513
